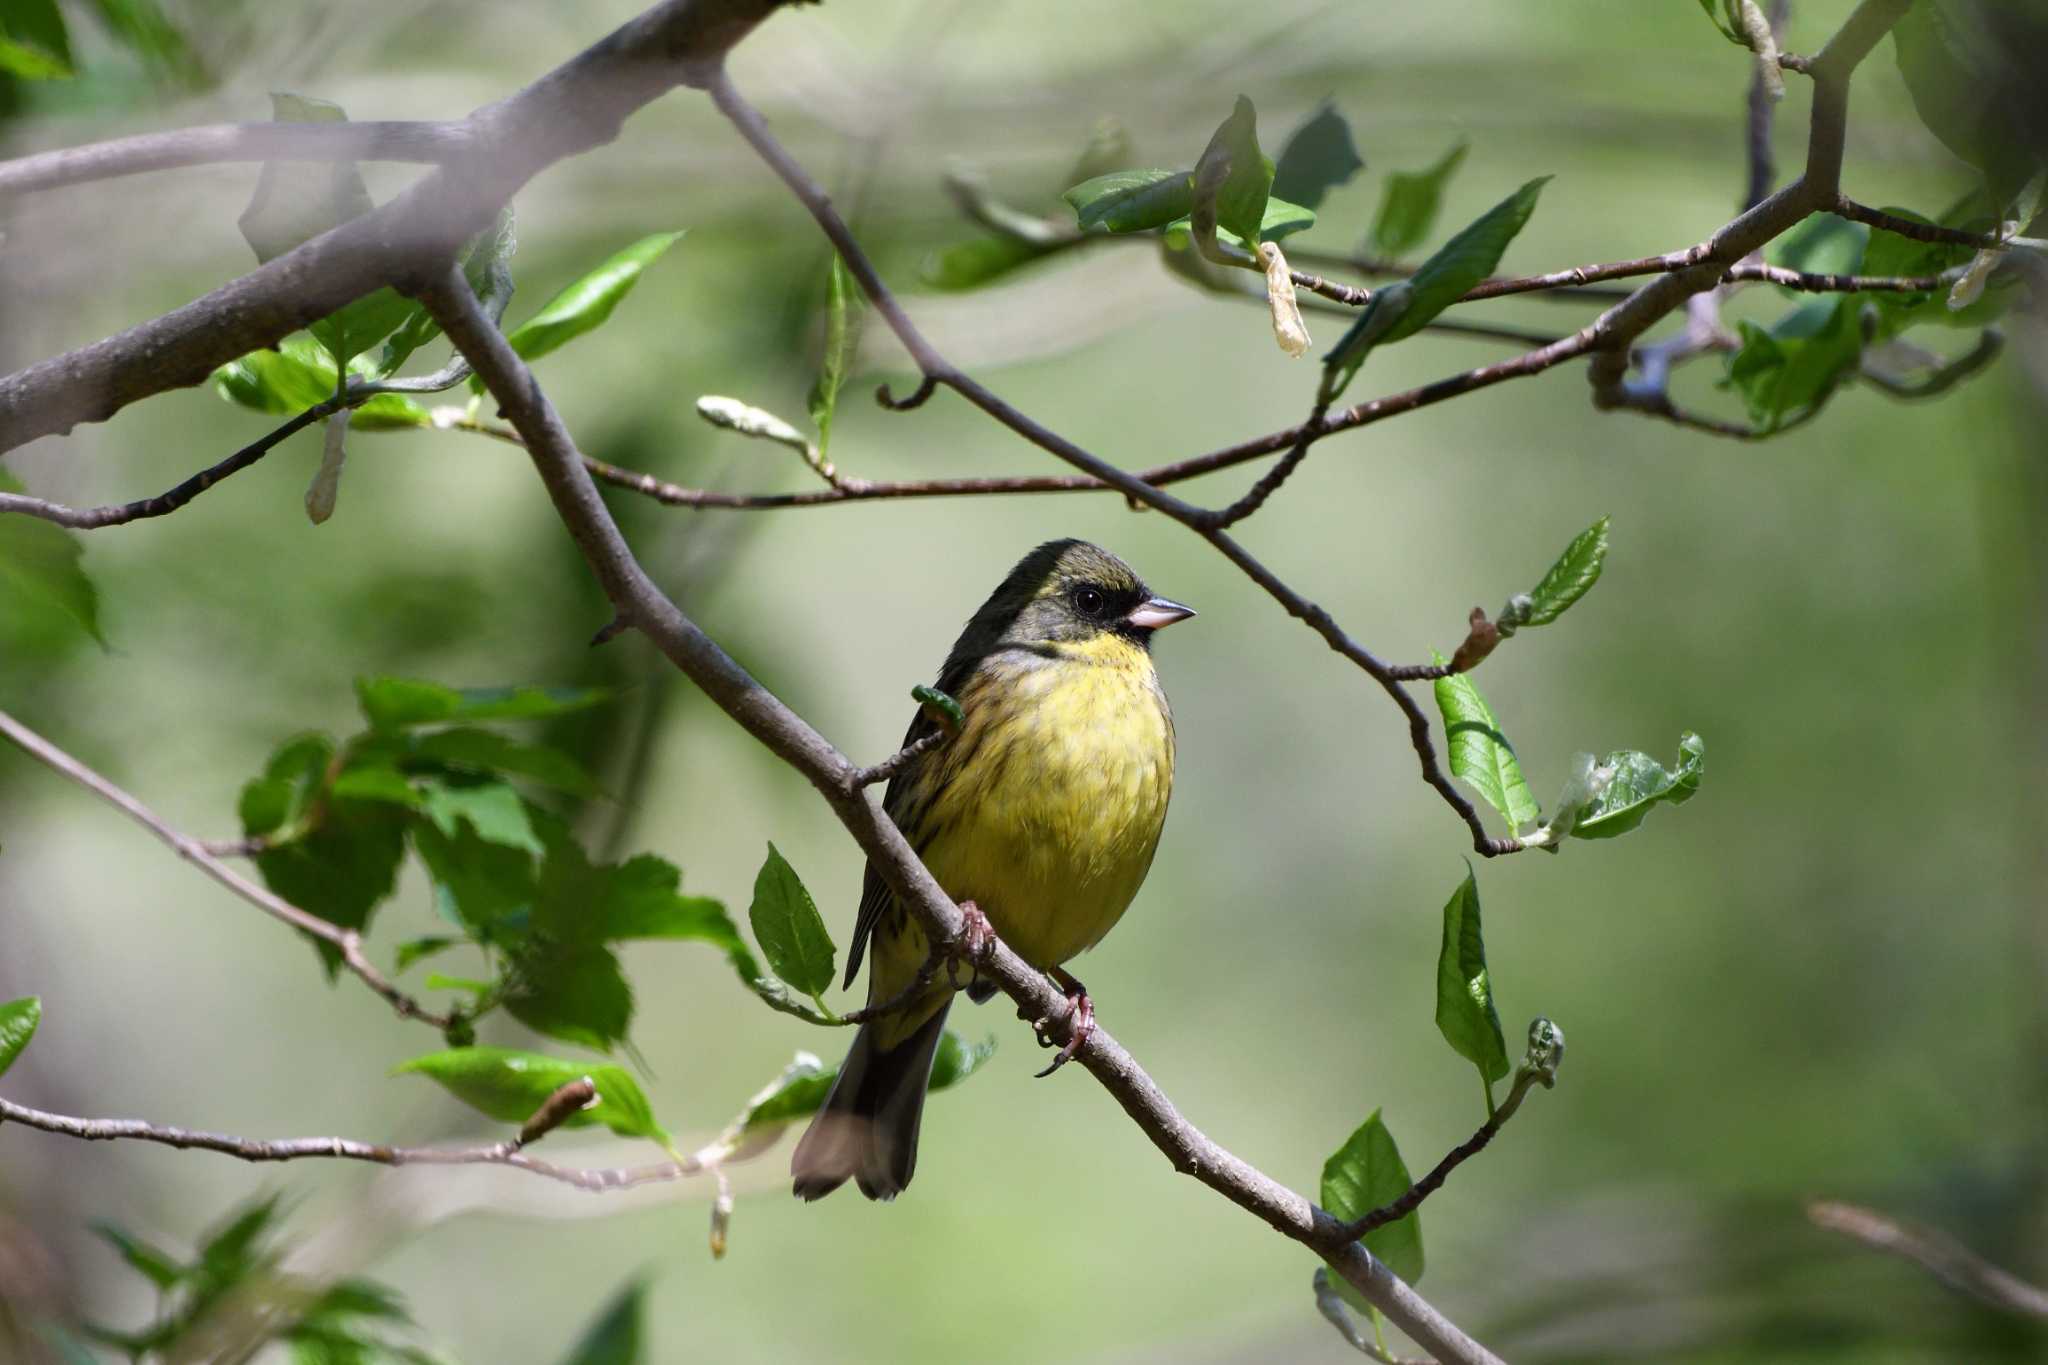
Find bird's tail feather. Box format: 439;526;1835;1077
790;999;952;1201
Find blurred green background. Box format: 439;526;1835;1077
2;1;2044;1360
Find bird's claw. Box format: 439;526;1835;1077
1032;970;1093;1078
946;900;998;992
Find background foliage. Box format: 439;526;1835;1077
1;1;2044;1361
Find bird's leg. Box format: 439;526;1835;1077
946;900;998;992
1032;967;1094;1078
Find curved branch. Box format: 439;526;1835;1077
415;264;1507;1365
0;709;453;1031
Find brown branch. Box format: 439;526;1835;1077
1861;329;2005;398
1809;1200;2048;1320
1723;261;1961;292
1831;195;2001;248
414;264;1506;1365
1746;0;1792;211
0;120;474;198
850;730;947;789
0;0;799;454
0;709;453;1032
0;1082;711;1194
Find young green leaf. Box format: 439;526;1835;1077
0;34;72;79
413;818;538;941
1272;101;1364;212
503;943;634;1050
1569;733;1705;840
1327;175;1546;401
355;677;606;731
1368;141;1469;259
90;1222;185;1291
253;802;408;972
209;335;338;415
1768;212;1867;281
1190;95;1273;257
1062;168;1196;234
327;764;421;807
0;997;42;1079
1860;200;2010;331
807;256;862;459
1432;654;1540;832
411;727;602;797
1161;194;1316;249
394;936;460;973
749;843;836;998
1721;298;1861;430
502;231;685;365
419;779;543;856
0;472;104;646
1501;515;1610;633
1695;0;1743;42
395;1047;665;1140
587;855;731;942
238;733;333;838
1320;1109;1424;1311
735;1032;997;1143
1435;870;1509;1092
557;1279;645;1365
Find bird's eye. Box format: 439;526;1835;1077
1072;586;1106;617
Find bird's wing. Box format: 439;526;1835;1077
842;696;949;990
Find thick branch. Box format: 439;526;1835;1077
415;265;1505;1365
0;0;798;454
0;709;452;1031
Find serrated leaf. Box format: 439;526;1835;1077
1320;1109;1424;1310
411;727;602;797
90;1222;184;1291
748;843;835;998
587;855;730;942
558;1279;644;1365
503;943;633;1050
1432;654;1539;832
1191;95;1272;255
807;256;861;459
0;471;104;645
1328;175;1546;401
253;801;408;973
1368;141;1468;259
1570;733;1705;840
419;779;542;855
355;678;606;730
0;997;42;1079
1272;101;1364;212
412;819;536;941
1062;168;1195;234
395;1047;665;1140
328;764;419;806
1434;871;1509;1088
240;733;333;837
502;231;685;365
1514;516;1610;629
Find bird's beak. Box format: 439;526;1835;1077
1124;596;1196;631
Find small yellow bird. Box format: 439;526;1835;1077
791;539;1194;1201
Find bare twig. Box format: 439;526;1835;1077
415;263;1507;1365
0;121;473;197
850;730;947;788
1861;330;2005;398
1831;196;2001;248
1809;1200;2048;1320
0;709;453;1031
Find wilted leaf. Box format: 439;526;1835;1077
1569;733;1705;840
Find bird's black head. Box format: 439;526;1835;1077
947;540;1195;666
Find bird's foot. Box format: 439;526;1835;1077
946;900;999;993
1032;968;1093;1078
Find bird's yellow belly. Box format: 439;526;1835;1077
918;652;1174;969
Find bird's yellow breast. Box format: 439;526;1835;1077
912;633;1175;969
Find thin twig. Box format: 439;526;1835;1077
0;709;453;1031
1808;1200;2048;1320
849;730;946;788
0;121;473;197
1832;196;2001;248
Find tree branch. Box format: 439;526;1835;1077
0;709;453;1032
0;120;474;198
413;263;1507;1365
1809;1200;2048;1320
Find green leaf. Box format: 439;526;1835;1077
748;843;835;998
0;997;42;1080
1272;101;1364;212
1892;2;2031;205
419;779;542;855
557;1280;644;1365
807;255;861;459
239;733;333;837
395;1047;665;1140
1191;95;1273;253
1368;141;1469;259
503;231;685;365
210;335;338;414
1062;168;1195;234
328;764;420;807
90;1222;184;1291
1859;200;2010;331
411;727;602;797
1432;655;1539;832
921;235;1052;291
355;678;606;730
1507;515;1609;631
1695;0;1743;42
587;855;730;942
1328;175;1546;400
253;801;408;972
412;820;536;940
1768;212;1868;281
312;289;424;372
1161;194;1316;249
1434;870;1509;1089
736;1032;997;1141
347;393;432;430
1721;298;1861;431
503;944;634;1050
1569;733;1705;840
394;936;460;973
0;472;104;645
0;34;72;78
1320;1110;1424;1309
